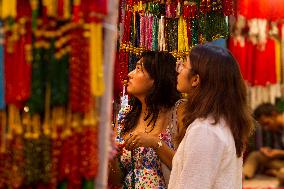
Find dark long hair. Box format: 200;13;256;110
123;51;181;133
183;44;254;157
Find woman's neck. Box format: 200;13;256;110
136;96;147;114
141;100;148;117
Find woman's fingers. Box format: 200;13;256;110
125;134;137;150
124;132;133;142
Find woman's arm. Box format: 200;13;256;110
152;137;175;169
153;99;187;169
108;155;124;187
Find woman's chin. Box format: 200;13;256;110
177;85;186;93
126;86;133;94
176;85;182;93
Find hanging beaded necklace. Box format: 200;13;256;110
152;15;159;51
0;21;4;110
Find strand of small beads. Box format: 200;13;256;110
152;16;159;51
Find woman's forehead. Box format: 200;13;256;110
180;56;190;65
179;55;190;62
187;55;190;62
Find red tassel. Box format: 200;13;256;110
58;0;64;18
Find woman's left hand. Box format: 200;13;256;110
124;132;158;151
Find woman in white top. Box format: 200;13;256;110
168;44;254;189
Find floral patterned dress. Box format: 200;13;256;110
120;128;174;189
117;99;184;189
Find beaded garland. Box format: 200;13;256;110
152;16;159;50
135;12;140;47
158;15;166;51
165;18;178;52
115;86;130;149
0;21;4;110
0;0;107;188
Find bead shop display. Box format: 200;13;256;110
0;0;108;189
115;0;234;90
114;0;235;141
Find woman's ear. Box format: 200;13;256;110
191;74;200;87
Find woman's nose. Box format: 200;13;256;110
128;70;134;78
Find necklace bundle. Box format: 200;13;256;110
165;18;178;52
0;21;4;110
152;16;159;50
178;16;189;53
0;0;17;19
69;26;91;113
158;15;166;51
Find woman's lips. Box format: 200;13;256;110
127;80;131;86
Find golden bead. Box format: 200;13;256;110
123;80;128;85
44;129;50;136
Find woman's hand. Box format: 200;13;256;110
124;131;175;169
124;131;158;151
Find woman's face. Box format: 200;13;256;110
127;58;154;97
176;56;192;93
177;56;200;93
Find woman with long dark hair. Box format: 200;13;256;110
168;44;254;189
109;51;183;188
